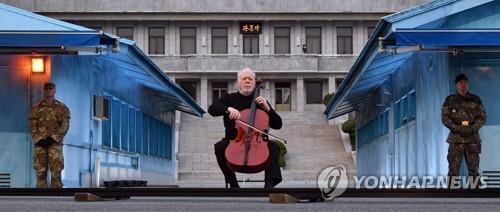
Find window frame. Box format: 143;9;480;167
148;27;165;55
336;27;353;54
180;27;197;55
305;27;322;54
243;34;259;54
211;27;228;54
274;27;291;54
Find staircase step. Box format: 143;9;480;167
177;111;356;186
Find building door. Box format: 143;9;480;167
0;56;32;187
275;82;291;111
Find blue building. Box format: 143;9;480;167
325;0;500;182
0;3;203;188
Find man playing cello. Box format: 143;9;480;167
208;68;283;188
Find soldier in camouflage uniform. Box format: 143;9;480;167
441;74;486;184
29;82;70;188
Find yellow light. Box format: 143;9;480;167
32;57;44;73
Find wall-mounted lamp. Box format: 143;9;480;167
31;57;45;73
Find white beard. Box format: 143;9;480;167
239;88;253;96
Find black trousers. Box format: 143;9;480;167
214;139;282;188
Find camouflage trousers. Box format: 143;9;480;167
33;144;64;188
447;143;480;177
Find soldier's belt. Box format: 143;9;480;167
453;120;474;126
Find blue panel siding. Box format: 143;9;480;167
142;114;149;155
149;116;154;156
415;53;450;176
357;52;449;177
100;94;174;159
136;110;143;154
111;99;121;150
0;56;30;133
154;119;159;157
0;56;32;187
160;123;165;158
120;103;129;151
434;0;500;29
31;55;177;187
129;108;136;153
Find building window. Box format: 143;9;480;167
212;82;228;104
274;27;290;54
305;27;321;54
180;27;196;55
336;78;344;89
368;26;375;40
243;34;259;54
102;96;111;147
408;91;416;121
148;27;165;55
117;27;134;40
179;81;197;100
306;81;323;104
100;95;172;159
337;27;353;54
212;27;228;54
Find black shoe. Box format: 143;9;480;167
264;181;273;188
264;178;282;188
229;182;240;188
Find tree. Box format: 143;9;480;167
271;140;287;168
323;93;335;106
341;119;356;151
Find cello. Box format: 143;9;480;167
224;81;287;173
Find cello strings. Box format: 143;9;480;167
235;119;287;144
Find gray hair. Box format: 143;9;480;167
237;67;255;79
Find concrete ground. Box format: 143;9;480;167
1;196;500;212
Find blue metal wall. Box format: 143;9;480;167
0;54;177;187
50;55;177;187
356;52;450;177
0;56;32;187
